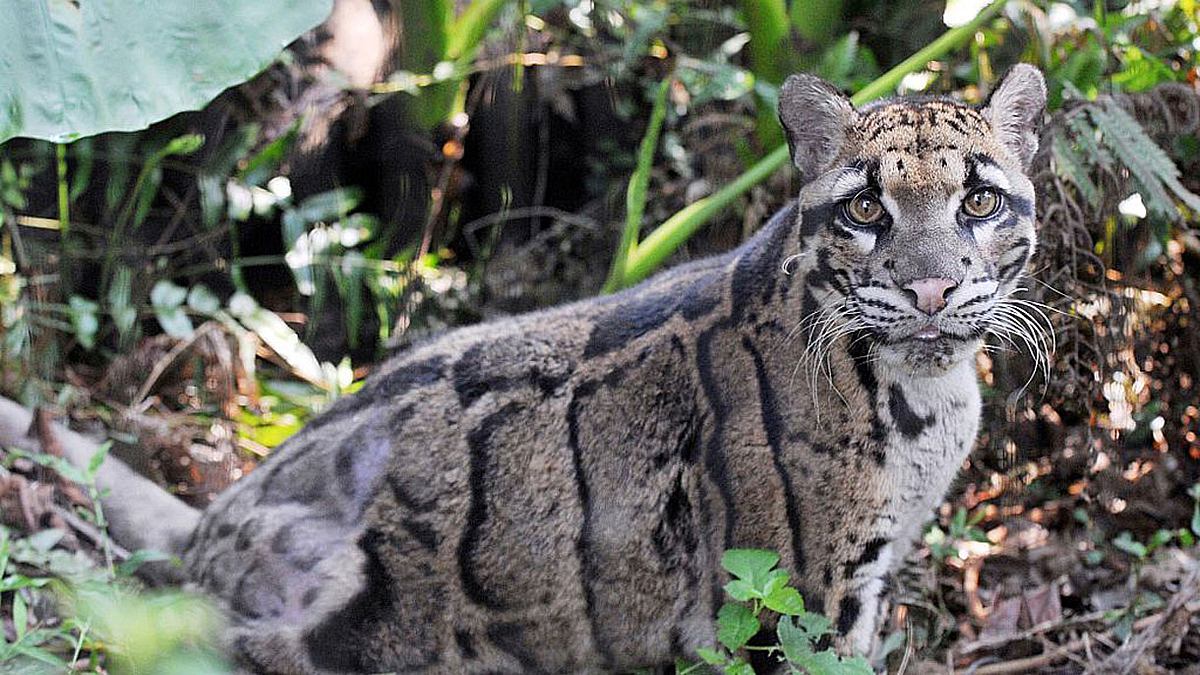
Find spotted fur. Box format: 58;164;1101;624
54;67;1047;672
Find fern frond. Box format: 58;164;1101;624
1101;102;1200;215
1087;104;1179;219
1088;102;1200;218
1065;115;1113;170
1051;135;1101;207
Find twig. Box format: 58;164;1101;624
1096;568;1200;675
959;636;1089;674
957;608;1112;655
51;505;132;561
132;321;221;405
955;602;1200;675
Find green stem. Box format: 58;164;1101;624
742;0;791;85
790;0;844;49
55;143;69;235
624;143;789;286
611;0;1008;290
603;75;672;293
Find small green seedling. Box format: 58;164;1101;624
681;549;872;675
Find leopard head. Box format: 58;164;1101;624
779;65;1047;375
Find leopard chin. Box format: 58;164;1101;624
876;335;983;376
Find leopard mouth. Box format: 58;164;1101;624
912;324;941;341
897;323;974;344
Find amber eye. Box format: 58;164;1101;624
962;188;1001;218
845;190;886;226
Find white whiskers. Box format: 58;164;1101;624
983;285;1058;399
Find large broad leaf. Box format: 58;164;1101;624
0;0;333;144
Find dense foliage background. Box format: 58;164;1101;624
1;0;1200;672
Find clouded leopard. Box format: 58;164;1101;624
0;65;1046;672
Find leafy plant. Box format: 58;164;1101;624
924;507;989;563
376;0;512;130
1052;100;1200;222
684;549;871;675
0;443;229;672
1111;529;1175;562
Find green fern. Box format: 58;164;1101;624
1065;115;1113;171
1088;103;1200;217
1052;135;1100;207
1052;97;1200;221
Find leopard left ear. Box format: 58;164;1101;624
982;64;1046;168
778;74;857;179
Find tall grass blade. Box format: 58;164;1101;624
604;76;672;293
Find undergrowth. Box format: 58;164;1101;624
0;443;229;674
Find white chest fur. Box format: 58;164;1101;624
879;359;981;552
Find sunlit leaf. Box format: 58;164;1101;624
721;548;780;588
150;281;193;338
67;295;100;350
763;584;806;616
0;0;333;143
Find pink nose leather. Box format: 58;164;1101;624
904;277;957;315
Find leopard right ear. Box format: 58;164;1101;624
778;74;856;178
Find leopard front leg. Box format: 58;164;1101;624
823;534;897;658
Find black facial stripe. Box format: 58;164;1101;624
854;296;904;313
957;308;993;320
799;201;841;244
955;294;990;310
968;152;1000;169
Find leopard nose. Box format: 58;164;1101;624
903;277;958;315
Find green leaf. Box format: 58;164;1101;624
296;187;362;224
763;585;806;616
696;647;726;665
13;591;27;640
228;292;329;389
87;441;111;480
724;660;755;675
446;0;510;63
762;568;790;596
724;578;760;602
67;295;100;350
1052;136;1100;206
794;610;834;639
777;616;813;662
1179;528;1195;548
603;74;671;293
151;280;194;338
1148;529;1174;552
717;602;760;652
721;549;780;588
150;280;188;309
793;650;842;675
107;267;138;343
1190;484;1200;537
1112;531;1147;559
0;0;334;143
9;643;69;668
187;284;221;315
838;656;877;675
